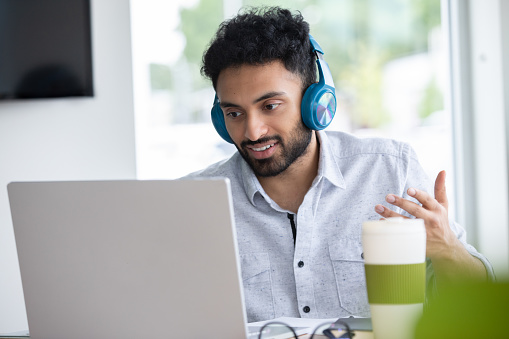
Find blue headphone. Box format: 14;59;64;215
211;34;336;144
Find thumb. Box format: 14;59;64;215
434;170;448;210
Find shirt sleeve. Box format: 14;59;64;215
447;219;496;280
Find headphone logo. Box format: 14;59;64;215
211;34;337;144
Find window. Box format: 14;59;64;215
131;0;453;214
132;0;452;197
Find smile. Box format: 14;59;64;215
252;143;275;152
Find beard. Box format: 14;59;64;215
235;120;313;178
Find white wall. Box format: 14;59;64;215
447;0;509;277
0;0;136;333
468;0;509;277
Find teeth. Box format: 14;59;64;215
252;144;274;152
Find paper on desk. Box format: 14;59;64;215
248;316;338;337
248;316;372;337
250;316;352;328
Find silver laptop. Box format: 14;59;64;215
8;179;249;339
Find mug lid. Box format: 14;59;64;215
362;217;425;234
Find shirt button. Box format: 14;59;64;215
298;261;304;268
303;306;310;313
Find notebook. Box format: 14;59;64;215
8;179;249;339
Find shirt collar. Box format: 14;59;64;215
241;130;346;206
240;156;264;206
316;130;346;189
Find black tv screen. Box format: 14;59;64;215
0;0;93;100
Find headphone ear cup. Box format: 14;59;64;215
211;101;234;144
301;83;337;130
301;83;319;130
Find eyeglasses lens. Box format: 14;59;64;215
310;321;353;339
259;322;297;339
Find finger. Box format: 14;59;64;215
434;170;449;210
406;187;441;211
385;194;431;219
374;204;410;219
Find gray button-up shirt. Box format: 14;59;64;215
183;130;494;322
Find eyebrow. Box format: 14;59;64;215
219;91;287;108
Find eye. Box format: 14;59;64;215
264;103;280;111
226;111;242;118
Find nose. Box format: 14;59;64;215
244;112;268;141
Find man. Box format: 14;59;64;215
183;6;494;322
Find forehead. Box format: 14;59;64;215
216;61;303;100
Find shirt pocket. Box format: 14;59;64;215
239;252;275;322
328;238;370;316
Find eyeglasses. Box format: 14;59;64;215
258;319;355;339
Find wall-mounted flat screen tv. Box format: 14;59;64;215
0;0;93;100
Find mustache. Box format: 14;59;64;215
241;135;282;148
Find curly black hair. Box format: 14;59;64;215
201;6;316;91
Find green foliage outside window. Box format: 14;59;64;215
151;0;443;128
419;76;444;120
150;63;172;91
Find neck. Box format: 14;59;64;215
258;131;320;214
